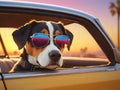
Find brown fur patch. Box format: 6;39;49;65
40;29;49;35
25;42;45;59
54;30;61;36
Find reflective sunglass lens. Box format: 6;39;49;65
31;33;49;48
55;35;69;48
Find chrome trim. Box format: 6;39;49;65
1;64;120;79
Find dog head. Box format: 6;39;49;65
12;20;73;69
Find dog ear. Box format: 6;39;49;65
12;20;37;49
65;29;74;50
58;22;73;50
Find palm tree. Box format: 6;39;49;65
109;0;120;50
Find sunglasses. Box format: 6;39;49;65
30;33;69;48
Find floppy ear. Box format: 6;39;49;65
65;29;74;50
12;20;37;49
58;22;74;50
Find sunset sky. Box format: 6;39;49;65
13;0;117;46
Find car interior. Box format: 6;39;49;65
0;12;109;73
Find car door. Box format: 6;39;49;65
0;1;120;90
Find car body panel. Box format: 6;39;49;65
0;64;120;90
1;66;120;90
0;1;120;90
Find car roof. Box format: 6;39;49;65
0;1;96;21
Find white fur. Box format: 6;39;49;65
28;55;39;65
28;22;63;68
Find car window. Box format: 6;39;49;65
64;23;107;58
0;12;109;73
0;28;22;57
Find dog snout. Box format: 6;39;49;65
49;50;61;61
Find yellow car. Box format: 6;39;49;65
0;1;120;90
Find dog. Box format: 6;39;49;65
10;20;73;72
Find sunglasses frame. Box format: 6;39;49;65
30;33;70;48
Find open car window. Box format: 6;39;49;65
0;12;110;73
0;28;21;57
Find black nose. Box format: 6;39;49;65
49;50;61;61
